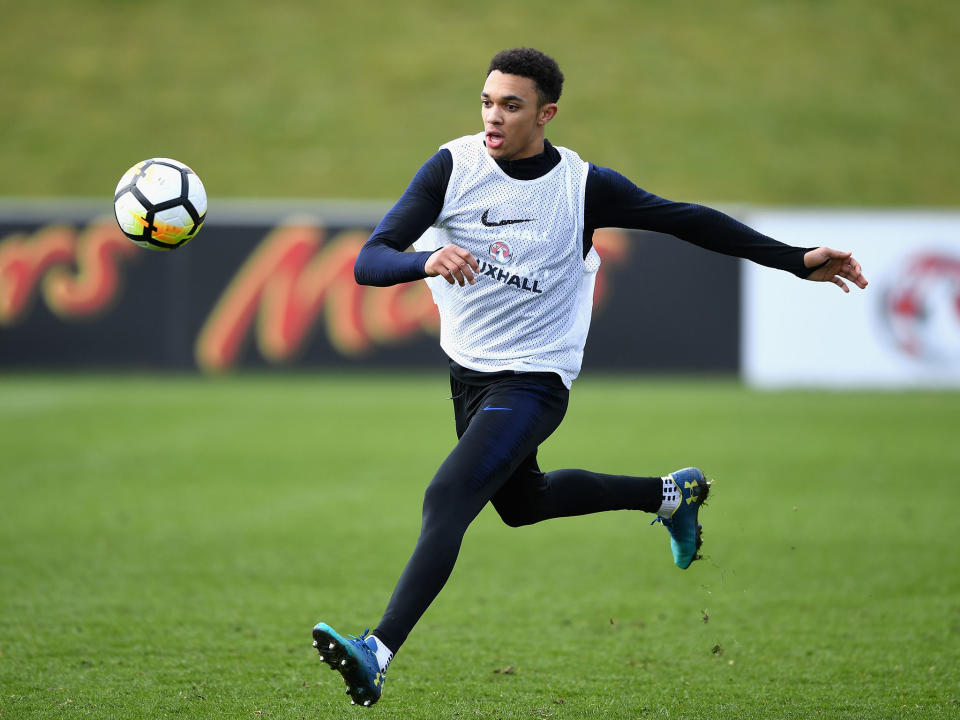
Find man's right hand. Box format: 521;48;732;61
424;245;479;286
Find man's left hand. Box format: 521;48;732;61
803;247;868;293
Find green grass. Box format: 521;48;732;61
1;374;958;718
0;0;958;205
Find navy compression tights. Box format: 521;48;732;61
373;371;662;652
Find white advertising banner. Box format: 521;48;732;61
741;210;960;388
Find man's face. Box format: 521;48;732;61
481;70;557;162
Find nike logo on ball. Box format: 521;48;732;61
481;209;535;227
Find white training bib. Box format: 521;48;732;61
413;133;600;387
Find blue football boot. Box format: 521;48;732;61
312;623;385;707
653;467;711;569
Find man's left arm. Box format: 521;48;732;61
585;165;867;291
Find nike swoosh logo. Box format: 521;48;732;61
482;406;512;411
481;209;535;227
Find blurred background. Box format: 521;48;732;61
1;0;958;381
1;0;957;203
1;2;959;718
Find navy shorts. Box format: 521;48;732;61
447;360;569;517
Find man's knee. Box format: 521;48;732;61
492;484;542;527
494;503;533;528
421;468;484;534
422;473;458;520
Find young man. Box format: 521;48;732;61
312;48;868;707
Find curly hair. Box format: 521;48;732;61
487;48;564;106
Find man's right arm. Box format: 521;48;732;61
353;150;452;287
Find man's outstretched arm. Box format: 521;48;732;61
585;165;867;289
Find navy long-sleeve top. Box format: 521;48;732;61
354;140;810;287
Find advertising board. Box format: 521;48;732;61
742;211;960;388
0;200;741;374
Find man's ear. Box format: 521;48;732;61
538;103;558;126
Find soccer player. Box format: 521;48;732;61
312;47;868;707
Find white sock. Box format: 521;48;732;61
369;635;394;673
657;475;680;518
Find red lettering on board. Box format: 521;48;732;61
0;221;136;324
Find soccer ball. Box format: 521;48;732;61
113;158;207;250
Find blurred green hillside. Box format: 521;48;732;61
1;0;957;205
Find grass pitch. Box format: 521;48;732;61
0;374;958;719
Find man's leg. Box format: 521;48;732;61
491;461;710;568
372;376;568;654
491;461;663;526
313;375;567;706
